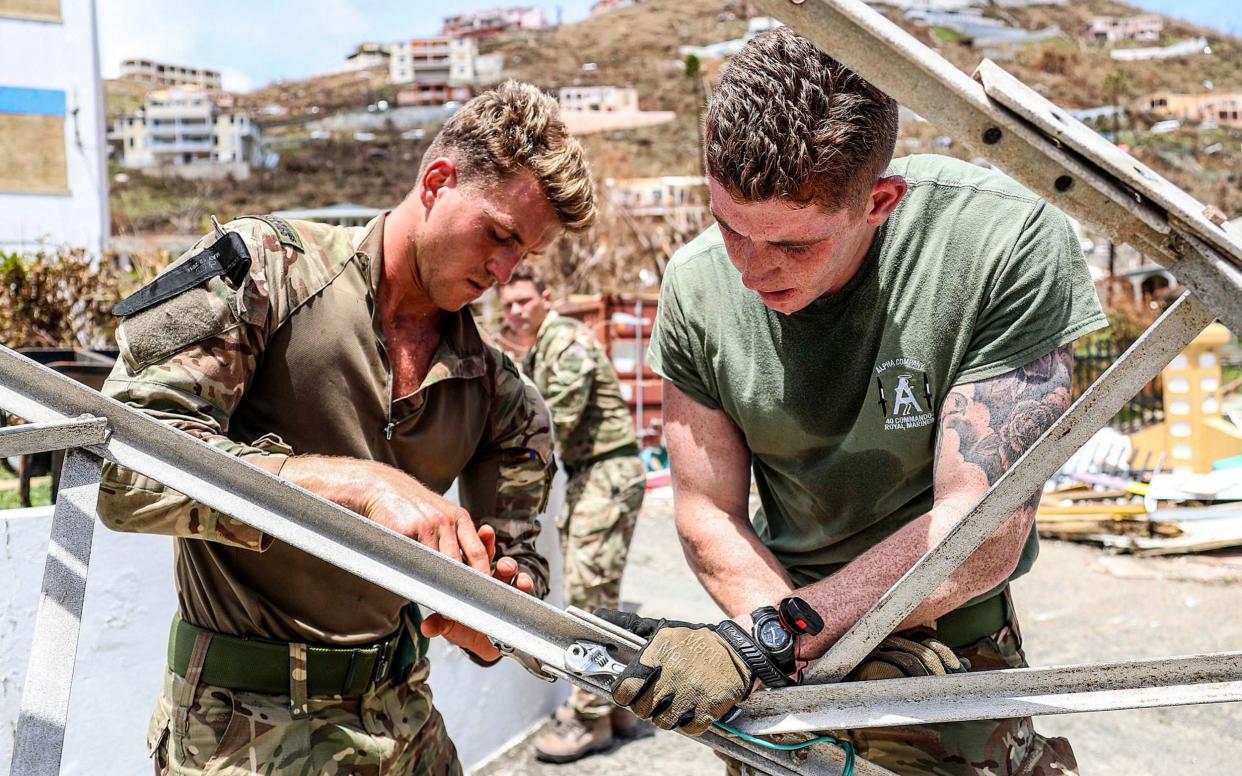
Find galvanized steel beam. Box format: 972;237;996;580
750;0;1242;335
0;346;875;776
0;416;109;457
10;449;102;776
803;292;1215;683
739;651;1242;733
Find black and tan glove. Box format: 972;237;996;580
845;627;969;681
595;609;761;735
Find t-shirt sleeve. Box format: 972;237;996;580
954;201;1108;384
646;261;722;410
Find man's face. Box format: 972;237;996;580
498;280;552;338
709;178;879;315
417;167;562;312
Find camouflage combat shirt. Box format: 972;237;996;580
96;214;555;646
508;312;637;470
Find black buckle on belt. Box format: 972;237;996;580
370;636;395;686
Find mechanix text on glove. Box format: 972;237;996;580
595;609;755;735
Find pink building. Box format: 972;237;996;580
395;83;473;108
442;6;547;38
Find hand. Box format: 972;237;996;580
420;526;537;663
594;609;754;735
359;465;491;575
845;627;969;681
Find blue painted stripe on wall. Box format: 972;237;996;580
0;86;66;116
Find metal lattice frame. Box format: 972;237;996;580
4;1;1242;774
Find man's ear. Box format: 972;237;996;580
419;158;458;208
864;175;907;227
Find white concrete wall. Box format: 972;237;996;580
0;472;567;774
0;0;109;253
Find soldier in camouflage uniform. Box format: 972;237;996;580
497;268;646;763
95;82;596;775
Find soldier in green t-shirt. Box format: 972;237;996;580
497;268;647;762
594;27;1103;776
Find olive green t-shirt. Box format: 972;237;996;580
648;154;1107;592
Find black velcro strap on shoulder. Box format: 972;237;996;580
716;621;792;688
113;231;251;318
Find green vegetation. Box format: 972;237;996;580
930;26;964;45
0;470;51;510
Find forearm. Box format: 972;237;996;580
677;498;795;618
278;454;393;513
96;430;287;549
792;494;1033;658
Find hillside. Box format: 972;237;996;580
109;0;1242;240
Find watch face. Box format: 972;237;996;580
758;619;791;651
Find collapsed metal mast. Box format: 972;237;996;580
5;1;1242;774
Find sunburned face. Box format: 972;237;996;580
416;166;562;312
498;280;551;339
709;177;905;315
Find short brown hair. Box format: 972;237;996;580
423;81;596;231
705;27;898;211
504;266;547;293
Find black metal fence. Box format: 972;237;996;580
1073;338;1164;434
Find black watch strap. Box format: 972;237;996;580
717;621;793;688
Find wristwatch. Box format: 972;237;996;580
749;597;825;675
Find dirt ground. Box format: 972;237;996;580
476;488;1242;776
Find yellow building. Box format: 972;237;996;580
1130;324;1242;474
1137;92;1242;127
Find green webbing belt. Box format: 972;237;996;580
168;607;426;698
935;587;1009;649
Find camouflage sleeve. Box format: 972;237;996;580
458;348;556;599
96;219;299;550
532;323;596;450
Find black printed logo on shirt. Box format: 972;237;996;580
875;357;935;432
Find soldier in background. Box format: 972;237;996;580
95;82;594;775
498;268;647;763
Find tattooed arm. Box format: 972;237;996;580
784;345;1073;658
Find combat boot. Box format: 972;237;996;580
533;713;613;763
555;704;642;739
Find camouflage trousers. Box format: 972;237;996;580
148;657;460;776
561;453;646;719
725;605;1078;776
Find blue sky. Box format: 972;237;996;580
96;0;1239;92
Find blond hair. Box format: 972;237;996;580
423;81;596;231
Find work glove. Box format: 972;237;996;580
595;609;756;735
845;627;969;681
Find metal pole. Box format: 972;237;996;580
738;650;1242;733
10;449;102;776
749;0;1242;335
0;346;874;776
804;292;1215;682
0;417;109;457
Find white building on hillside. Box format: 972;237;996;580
389;36;477;86
110;87;262;178
557;85;639;113
0;0;109;253
119;58;222;90
1089;14;1163;44
345;43;391;72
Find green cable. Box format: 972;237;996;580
714;721;855;776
